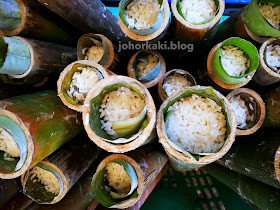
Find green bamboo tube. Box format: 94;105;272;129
253;37;280;86
91;144;168;208
83;76;156;153
127;50;166;88
21;132;101;204
0;178;22;208
226;88;266;136
203;163;280;210
263;86;280;128
216;130;280;189
171;0;225;44
0;0;80;45
157;86;236;171
0;36;76;86
0;91;82;179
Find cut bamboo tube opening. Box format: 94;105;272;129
275;146;280;184
226;88;265;136
0;0;21;31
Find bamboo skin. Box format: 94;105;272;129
127;50;166;88
263;86;280;128
0;178;22;208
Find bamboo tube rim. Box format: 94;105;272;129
158;69;197;102
0;109;34;179
157;86;236;166
21;161;68;204
226;88;266;136
274;146;280;184
127;50;166;88
244;22;269;44
83;76;156;153
57;60;109;112
96;154;145;209
171;0;225;30
207;43;255;90
118;0;170;41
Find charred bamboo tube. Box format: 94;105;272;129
205;37;258;90
157;86;236;171
0;91;82;179
0;0;80;45
203;163;280;210
0;36;76;86
171;0;225;44
263;86;280;128
216;130;280;189
127;50;166;88
0;178;22;208
0;83;38;100
77;34;121;74
158;69;197;102
118;0;170;42
57;60;109;112
253;37;280;86
226;88;265;136
36;0;128;45
0;193;32;210
91;144;168;208
21;132;101;204
83;76;156;153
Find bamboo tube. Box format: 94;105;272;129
216;130;280;189
77;34;121;74
253;37;280;86
0;82;38;100
21;132;101;204
0;91;82;179
0;178;22;208
263;86;280;128
203;163;280;210
171;0;225;44
226;88;265;136
83;76;156;153
91;144;168;209
118;0;170;42
0;193;33;210
57;60;109;112
36;0;128;45
157;86;236;171
127;50;166;88
158;69;197;102
0;36;77;86
0;0;80;45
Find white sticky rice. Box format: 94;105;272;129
180;0;217;24
265;44;280;73
136;55;159;78
99;87;145;138
259;3;280;30
83;45;104;62
124;0;161;30
162;74;192;97
0;127;20;160
67;67;100;103
165;94;226;153
221;45;250;77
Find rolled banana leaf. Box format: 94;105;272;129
83;76;156;153
0;0;80;45
127;50;166;88
0;90;82;179
226;88;266;136
91;144;168;208
0;178;22;208
203;163;280;210
57;60;109;112
158;69;197;102
157;86;236;171
253;37;280;86
118;0;170;42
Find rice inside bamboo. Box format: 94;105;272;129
124;0;161;30
259;3;280;30
0;127;20;160
265;44;280;73
179;0;217;24
221;45;250;77
136;55;159;78
83;45;104;62
162;74;192;97
165;94;226;153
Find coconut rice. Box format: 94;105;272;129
124;0;161;30
180;0;217;24
265;44;280;73
83;45;104;62
230;95;253;128
221;45;250;77
165;94;226;153
99;87;145;138
259;3;280;30
67;67;100;104
105;162;131;194
162;74;192;97
0;127;20;160
136;55;159;78
30;166;60;195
